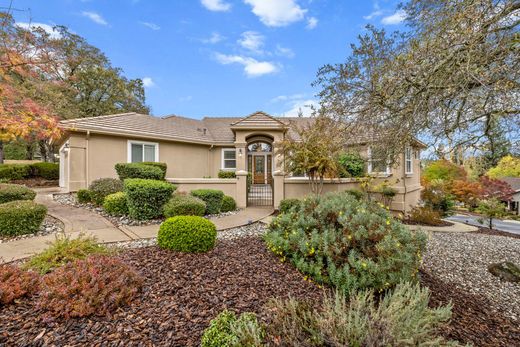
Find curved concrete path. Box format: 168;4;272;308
405;220;478;233
0;188;273;263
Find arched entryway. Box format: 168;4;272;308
246;136;274;206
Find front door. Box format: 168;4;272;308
253;155;265;184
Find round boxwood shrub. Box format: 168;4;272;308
103;192;129;216
0;200;47;236
265;191;427;294
30;162;59;180
278;198;300;214
220;195;236;213
76;189;92;204
124;178;175;220
163;194;206;218
115;163;165;180
0;183;36;204
88;178;124;205
158;216;217;253
190;189;224;215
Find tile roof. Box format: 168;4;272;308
501;177;520;192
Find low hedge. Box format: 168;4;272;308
124;179;175;220
30;162;59;180
115;163;165;180
190;189;224;215
217;170;236;179
0;164;31;181
88;178;124;205
163;194;206;218
0;184;36;204
0;200;47;236
142;162;167;177
76;189;92;204
103;192;129;216
157;216;217;253
220;195;236;212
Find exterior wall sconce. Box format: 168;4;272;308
238;148;243;157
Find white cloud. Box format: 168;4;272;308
275;44;295;58
214;53;278;77
203;32;225;44
140;21;160;30
81;11;108;26
142;77;155;88
16;22;61;39
201;0;231;12
244;0;307;27
363;2;384;20
280;98;318;117
306;16;318;29
237;31;265;53
381;10;406;25
270;93;305;103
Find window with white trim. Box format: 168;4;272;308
128;141;158;163
222;149;236;170
367;147;390;175
405;147;413;174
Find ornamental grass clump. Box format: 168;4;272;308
0;264;40;305
23;234;111;275
265;191;427;294
201;310;264;347
38;255;143;319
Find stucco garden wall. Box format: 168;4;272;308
166;178;238;201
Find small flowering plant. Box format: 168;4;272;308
265;192;426;294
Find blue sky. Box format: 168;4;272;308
10;0;405;119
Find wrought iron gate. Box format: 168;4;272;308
247;177;274;206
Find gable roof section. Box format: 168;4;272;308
230;111;288;129
501;177;520;192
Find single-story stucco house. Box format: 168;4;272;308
58;111;425;212
502;177;520;215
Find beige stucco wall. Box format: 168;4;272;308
167;178;237;201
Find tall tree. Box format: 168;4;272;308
315;0;519;162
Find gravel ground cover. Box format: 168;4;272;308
0;215;64;243
53;193;241;227
0;237;322;346
422;231;520;322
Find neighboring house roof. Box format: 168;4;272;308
501;177;520;192
59;111;427;148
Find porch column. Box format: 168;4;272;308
272;139;285;209
235;142;247;208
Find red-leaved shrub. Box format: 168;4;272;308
38;255;143;318
0;264;40;305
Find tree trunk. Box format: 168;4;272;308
26;142;34;160
0;141;4;164
489;217;493;230
39;140;48;162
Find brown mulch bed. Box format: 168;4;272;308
471;226;520;239
402;219;454;227
10;178;58;187
420;270;520;347
0;237;323;347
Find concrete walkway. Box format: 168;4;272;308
0;188;273;263
405;220;478;233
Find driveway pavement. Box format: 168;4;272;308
446;214;520;235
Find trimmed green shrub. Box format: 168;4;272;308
22;234;111;275
158;216;217;252
0;264;40;305
103;192;129;216
38;255;143;318
190;189;224;214
0;164;31;181
88;178;124;205
142;162;167;176
76;189;92;204
124;178;175;220
264;282;458;346
0;200;47;236
0;183;36;203
201;310;264;347
344;188;365;200
265;192;427;294
115;163;164;180
278;198;300;214
338;151;365;177
220;195;236;212
30;162;59;180
163;194;206;218
218;170;236;179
